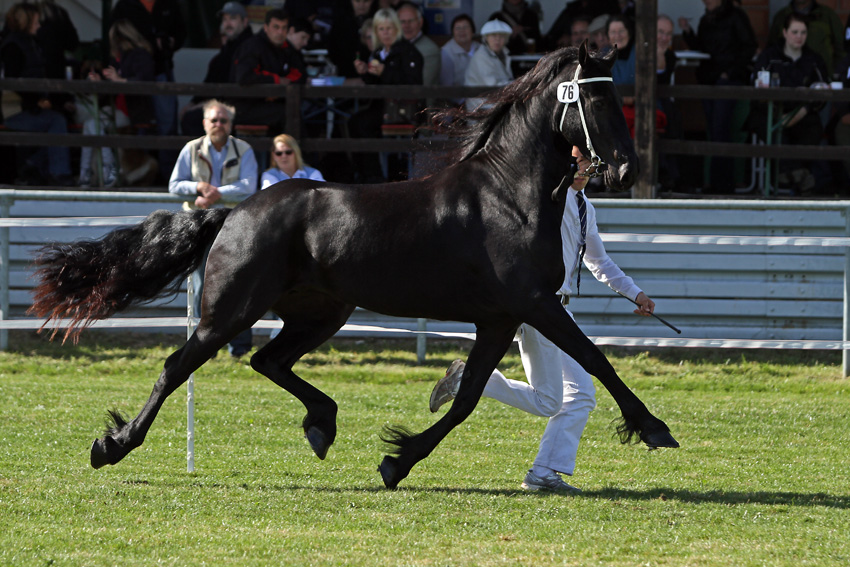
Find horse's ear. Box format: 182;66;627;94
601;45;618;70
579;40;590;67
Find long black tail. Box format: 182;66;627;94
28;208;231;341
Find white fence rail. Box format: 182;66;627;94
2;190;850;373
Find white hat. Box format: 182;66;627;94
481;19;512;36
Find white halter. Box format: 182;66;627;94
557;64;614;176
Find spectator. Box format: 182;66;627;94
439;14;479;105
769;0;844;79
35;0;79;121
830;53;850;182
111;0;186;179
360;17;374;53
284;0;334;49
168;99;258;357
607;14;635;91
179;2;253;137
0;3;73;186
349;8;423;182
845;13;850;54
261;133;325;188
569;16;591;48
464;19;513;112
680;0;757;193
587;14;611;52
489;0;543;57
232;9;305;133
79;19;156;188
657;14;682;190
328;0;373;78
396;2;440;87
749;13;828;194
545;0;619;52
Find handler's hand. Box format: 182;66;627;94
633;292;655;316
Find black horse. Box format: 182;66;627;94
30;43;678;489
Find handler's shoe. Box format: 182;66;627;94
429;359;465;412
521;470;582;494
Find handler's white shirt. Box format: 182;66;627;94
560;187;642;301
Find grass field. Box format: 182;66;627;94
1;332;848;566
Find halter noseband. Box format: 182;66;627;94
557;65;614;177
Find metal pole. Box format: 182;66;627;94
0;196;10;350
841;207;850;378
186;276;195;472
416;318;427;364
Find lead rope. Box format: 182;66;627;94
558;65;614;177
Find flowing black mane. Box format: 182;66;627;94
433;47;581;163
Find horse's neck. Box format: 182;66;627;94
482;104;570;196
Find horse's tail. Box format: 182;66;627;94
28;208;232;342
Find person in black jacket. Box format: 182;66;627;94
110;0;186;177
180;2;253;136
231;8;305;132
79;19;156;188
328;0;374;78
544;0;619;51
35;0;79;121
680;0;757;193
749;12;829;194
349;7;423;182
0;2;73;186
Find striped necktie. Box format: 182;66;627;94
575;190;587;296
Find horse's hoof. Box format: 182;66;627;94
642;430;679;449
90;437;116;469
378;456;400;489
305;426;330;460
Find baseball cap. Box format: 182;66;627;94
480;19;512;37
587;14;609;35
217;1;247;18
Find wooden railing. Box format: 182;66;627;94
2;78;850;187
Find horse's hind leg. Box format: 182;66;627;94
90;329;228;468
250;297;355;460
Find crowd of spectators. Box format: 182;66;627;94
1;0;850;194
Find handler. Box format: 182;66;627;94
429;147;655;493
168;99;258;357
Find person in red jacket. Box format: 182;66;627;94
231;8;306;133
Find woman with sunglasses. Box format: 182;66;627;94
260;134;325;189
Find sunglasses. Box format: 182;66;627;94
274;149;294;156
206;117;229;124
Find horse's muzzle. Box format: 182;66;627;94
605;150;638;192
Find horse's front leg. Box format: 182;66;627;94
524;297;679;449
90;329;225;468
378;323;518;488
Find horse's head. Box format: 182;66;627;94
554;41;638;191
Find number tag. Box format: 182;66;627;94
557;81;579;103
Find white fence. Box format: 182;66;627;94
2;190;850;372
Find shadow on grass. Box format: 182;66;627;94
136;478;850;509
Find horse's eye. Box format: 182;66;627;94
592;98;606;110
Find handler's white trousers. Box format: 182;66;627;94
482;313;596;476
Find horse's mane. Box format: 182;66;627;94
432;46;579;164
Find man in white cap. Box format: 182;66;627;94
588;14;611;52
463;19;514;111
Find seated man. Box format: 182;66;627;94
180;1;253;136
231;8;306;132
168;99;258;357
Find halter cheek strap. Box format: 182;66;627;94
558;65;614;176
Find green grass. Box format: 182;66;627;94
1;332;848;566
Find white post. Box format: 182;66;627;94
186;276;196;472
416;318;427;364
844;209;850;378
0;197;9;351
